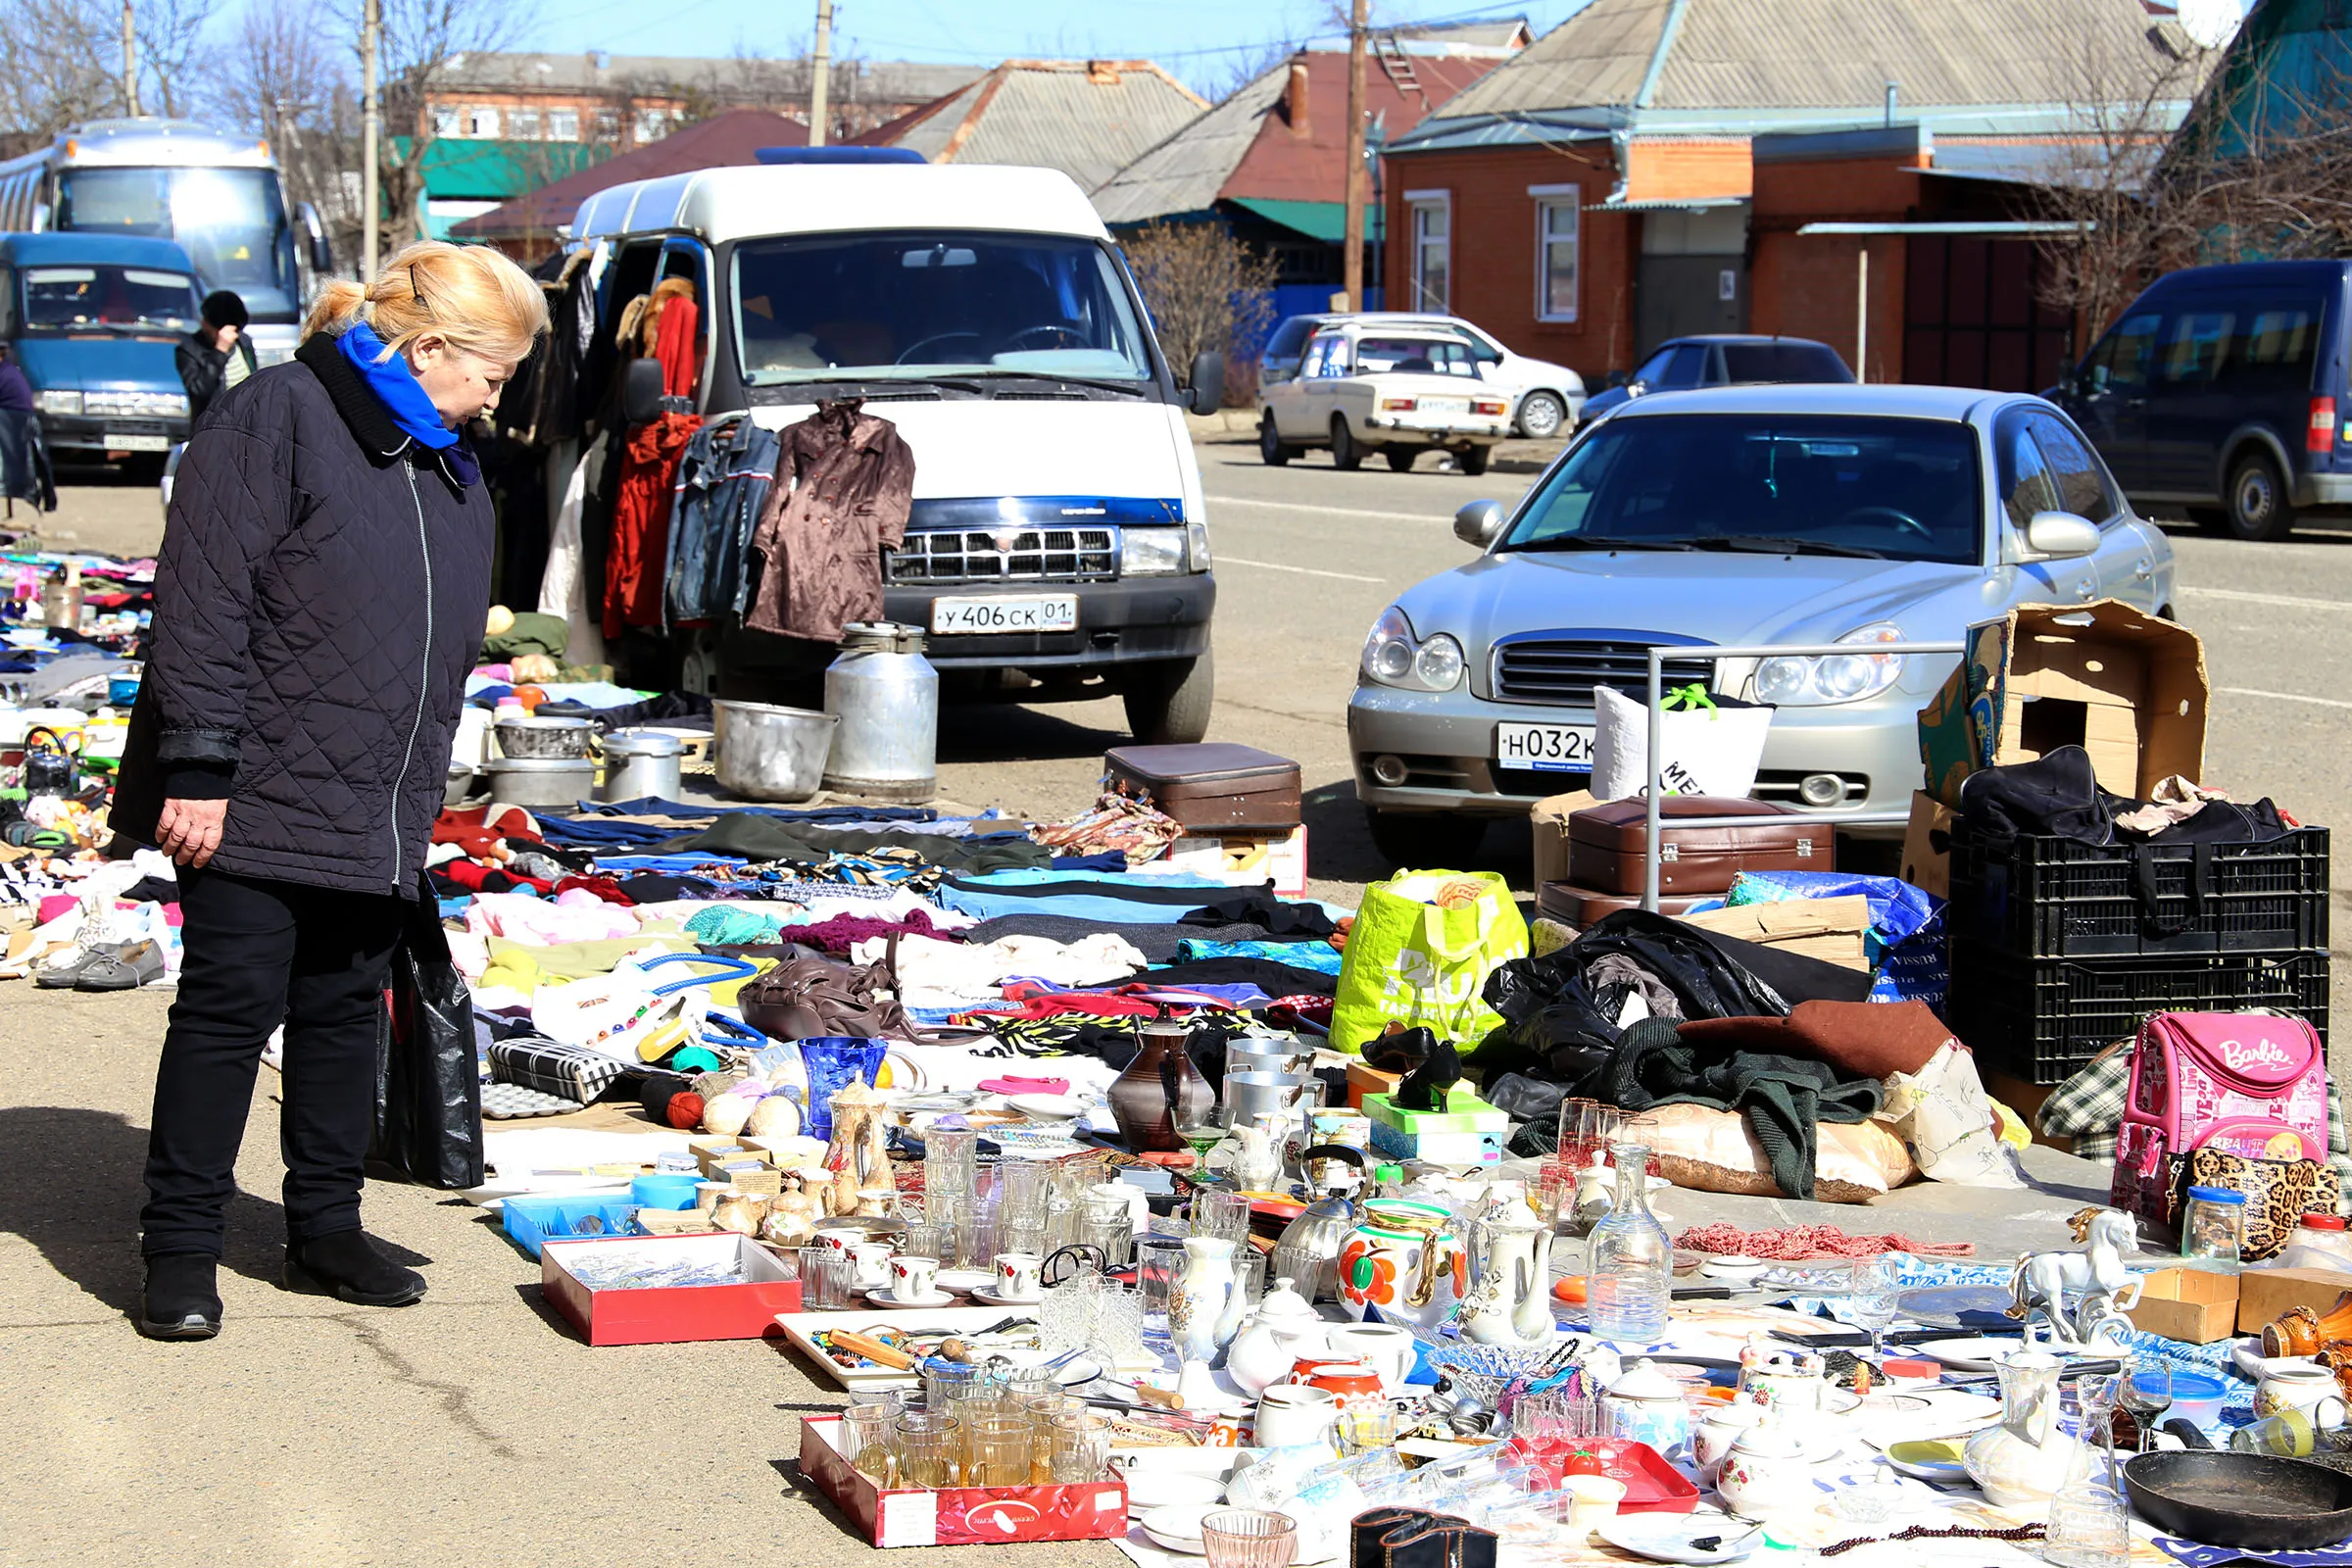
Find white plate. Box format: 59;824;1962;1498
865;1286;957;1308
1122;1472;1227;1510
1595;1515;1765;1564
931;594;1078;635
970;1287;1045;1307
1915;1337;2029;1372
1140;1503;1216;1555
933;1268;995;1294
1008;1094;1082;1120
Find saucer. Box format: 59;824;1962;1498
971;1287;1044;1306
866;1286;956;1308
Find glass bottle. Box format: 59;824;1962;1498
1586;1141;1670;1345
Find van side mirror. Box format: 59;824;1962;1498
2025;511;2100;560
295;202;333;274
1454;500;1507;548
621;356;665;425
1185;350;1225;416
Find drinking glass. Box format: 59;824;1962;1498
902;1220;945;1263
2121;1356;2175;1452
1083;1191;1134;1268
798;1245;855;1310
840;1399;899;1484
998;1158;1052;1230
1136;1234;1187;1345
925;1359;985;1410
1194;1191;1251;1246
927;1126;977;1197
1200;1509;1299;1568
2044;1481;2131;1568
1234;1245;1267;1309
963;1412;1036;1488
1844;1255;1901;1361
960;1209;1003;1271
999;1368;1060;1407
2232;1403;2352;1456
892;1408;961;1488
1557;1099;1599;1167
1340;1402;1400;1456
1050;1410;1113;1482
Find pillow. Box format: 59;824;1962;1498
1642;1101;1916;1203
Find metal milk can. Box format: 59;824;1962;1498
821;620;937;802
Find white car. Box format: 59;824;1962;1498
1258;325;1512;473
1258;311;1586;439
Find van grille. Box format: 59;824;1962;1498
886;527;1119;585
1491;637;1717;707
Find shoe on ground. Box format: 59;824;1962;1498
34;941;122;989
137;1252;222;1340
283;1230;427;1307
75;938;166;991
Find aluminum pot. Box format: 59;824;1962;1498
496;714;595;759
1222;1069;1318;1129
599;728;683;803
481;756;595;808
1230;1039;1318;1077
713;700;837;802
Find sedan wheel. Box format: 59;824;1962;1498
1455;444;1492;476
1516;390;1567;440
1258;413;1291;466
1385;447;1417;472
1330;416;1364;471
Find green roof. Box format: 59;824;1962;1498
1227;196;1384;244
391;138;614;201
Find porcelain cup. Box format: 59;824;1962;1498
889;1254;939;1300
994;1251;1043;1300
1327;1323;1414;1392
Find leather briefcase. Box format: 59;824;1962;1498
1103;743;1302;833
1566;796;1831;895
1536;879;1707;926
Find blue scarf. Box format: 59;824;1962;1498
336;319;459;452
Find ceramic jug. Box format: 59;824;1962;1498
1737;1337;1829;1416
1337;1199;1465;1331
1963;1350;2087;1510
1107;1018;1215;1152
1715;1411;1820;1519
1169;1236;1244;1363
1692;1399;1766;1486
1226;1277;1327;1396
1457;1198;1555;1346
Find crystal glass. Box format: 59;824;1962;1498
2044;1481;2131;1568
892;1408;960;1488
840;1399;899;1484
1844;1255;1901;1360
1200;1508;1299;1568
1195;1191;1251;1246
1586;1142;1670;1345
963;1412;1036;1488
1136;1234;1187;1345
799;1245;855;1310
2121;1356;2174;1453
1557;1098;1599;1167
1050;1410;1113;1482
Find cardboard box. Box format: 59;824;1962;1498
2126;1266;2240;1344
1900;791;1958;900
1916;601;2208;807
541;1231;802;1346
1680;896;1871;971
800;1416;1128;1547
1139;824;1308;898
1346;1059;1402;1110
2236;1266;2352;1335
1532;790;1600;887
1366;1087;1507;1165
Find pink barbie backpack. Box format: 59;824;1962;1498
2111;1011;2332;1236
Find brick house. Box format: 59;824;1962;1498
1379;0;2205;389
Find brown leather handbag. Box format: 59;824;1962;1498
1349;1509;1497;1568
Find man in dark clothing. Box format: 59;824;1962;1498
174;289;257;425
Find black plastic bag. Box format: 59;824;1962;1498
369;880;484;1189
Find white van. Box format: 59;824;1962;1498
569;159;1221;743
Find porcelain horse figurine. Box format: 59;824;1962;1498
2008;1206;2143;1348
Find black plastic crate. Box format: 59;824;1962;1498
1946;826;2329;958
1946;939;2331;1085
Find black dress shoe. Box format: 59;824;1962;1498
283;1230;426;1306
138;1252;222;1340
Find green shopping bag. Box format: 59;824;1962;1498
1330;869;1529;1055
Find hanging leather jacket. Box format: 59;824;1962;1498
743;399;915;643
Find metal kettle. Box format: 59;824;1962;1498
1269;1144;1364;1302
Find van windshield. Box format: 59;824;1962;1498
54;167;299;322
21;264;202;331
731;231;1155;388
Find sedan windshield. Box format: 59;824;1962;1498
22;264;202;331
1499;414;1983;565
732;231;1155;388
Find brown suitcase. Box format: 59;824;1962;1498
1102;743;1302;833
1566;796;1832;895
1536;880;1708;926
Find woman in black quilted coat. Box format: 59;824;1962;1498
112;242;546;1339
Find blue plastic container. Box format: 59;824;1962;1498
2169;1370;2229;1428
502;1195;643;1258
631;1173;702;1210
108;674;141;707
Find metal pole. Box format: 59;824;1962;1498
122;0;141;117
1342;0;1369;311
362;0;379;282
808;0;833;148
1855;242;1869;383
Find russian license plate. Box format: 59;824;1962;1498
930;594;1079;634
1494;722;1595;771
108;433;172;453
1417;397;1469;416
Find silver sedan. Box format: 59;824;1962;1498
1346;383;2180;863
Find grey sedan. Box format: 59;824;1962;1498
1346;383;2180;863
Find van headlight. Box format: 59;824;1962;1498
1185;518;1211;572
1361;606;1464;692
1121;528;1187;576
1753;622;1906;706
35;390;81;416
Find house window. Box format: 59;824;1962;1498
547;108;580;140
461;105;500;138
509;108;541;139
592;109;621;142
430;106;462;137
1405;192;1449;314
634;107;671;142
1532;187;1581;322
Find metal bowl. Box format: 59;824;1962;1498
481;756;595;808
713;699;838;802
495;714;595;759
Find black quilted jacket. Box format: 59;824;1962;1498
112;333;491;896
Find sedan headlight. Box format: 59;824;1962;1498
1753;622;1907;706
1360;606;1465;692
34;389;81;416
1120;528;1187;576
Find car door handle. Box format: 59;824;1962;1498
2075;576;2097;600
2133;556;2154;579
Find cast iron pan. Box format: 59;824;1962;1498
2124;1448;2352;1550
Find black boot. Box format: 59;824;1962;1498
139;1252;222;1340
284;1230;426;1306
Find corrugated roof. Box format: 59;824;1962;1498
1225;196;1385;242
395;137;612;201
436;51;981;103
1432;0;2198;122
452;108;805;240
866;62;1206;192
1090;64;1290;222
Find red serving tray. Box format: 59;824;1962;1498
800;1416;1129;1547
1502;1437;1699;1514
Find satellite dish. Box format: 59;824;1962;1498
2177;0;2242;50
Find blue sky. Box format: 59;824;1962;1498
517;0;1588;96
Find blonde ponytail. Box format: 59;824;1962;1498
303;241;549;366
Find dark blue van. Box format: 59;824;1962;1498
2054;260;2352;541
0;231;200;468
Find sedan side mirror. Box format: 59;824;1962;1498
621;356;666;425
1185;350;1226;416
2025;510;2100;560
1454;500;1507;548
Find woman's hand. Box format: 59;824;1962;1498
157;798;227;867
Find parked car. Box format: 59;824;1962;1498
1;231;198;472
1579;334;1853;424
1259;323;1513;473
1346;383;2177;863
1259;311;1586;438
2049;260;2352;541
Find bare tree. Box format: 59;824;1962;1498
0;0;141;139
1122;220;1280;407
134;0;217;119
370;0;526;255
205;5;365;268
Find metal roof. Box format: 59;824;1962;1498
434;51;982;103
567;163;1110;248
1090;63;1291;223
875;62;1207;194
1225;196;1385;242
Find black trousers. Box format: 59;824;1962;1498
140;868;406;1258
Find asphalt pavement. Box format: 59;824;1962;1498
4;442;2350;1565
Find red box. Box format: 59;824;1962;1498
540;1232;801;1346
800;1416;1130;1547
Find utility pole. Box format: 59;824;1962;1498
122;0;141;117
808;0;833;148
362;0;380;281
1342;0;1369;311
